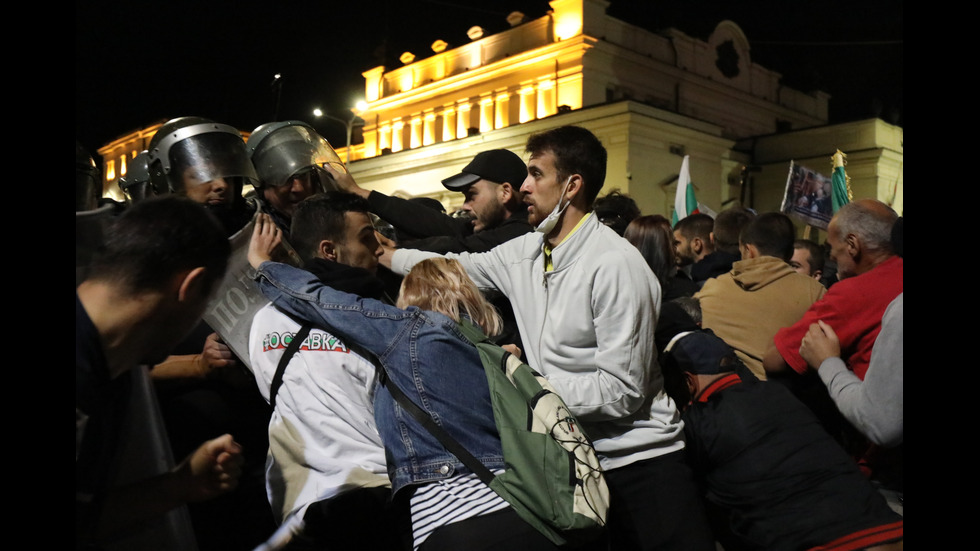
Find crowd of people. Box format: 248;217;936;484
77;117;903;551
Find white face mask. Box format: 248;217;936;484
535;176;572;234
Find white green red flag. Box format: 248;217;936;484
672;155;699;225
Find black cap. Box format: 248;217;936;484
663;329;739;376
441;149;527;191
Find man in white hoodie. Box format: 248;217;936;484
248;192;410;550
382;125;714;551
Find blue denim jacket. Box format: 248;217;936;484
254;261;505;494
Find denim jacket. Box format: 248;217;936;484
254;261;505;494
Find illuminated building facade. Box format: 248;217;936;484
97;0;902;221
345;0;902;219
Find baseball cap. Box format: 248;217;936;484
663;329;740;375
441;149;527;191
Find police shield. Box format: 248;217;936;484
201;214;302;371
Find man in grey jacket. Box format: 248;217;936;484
382;125;715;551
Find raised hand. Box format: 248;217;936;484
248;213;283;269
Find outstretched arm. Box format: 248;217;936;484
325;164;370;200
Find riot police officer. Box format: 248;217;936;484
245;120;344;239
148;116;258;235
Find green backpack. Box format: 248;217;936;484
381;317;610;546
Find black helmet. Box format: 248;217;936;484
119;150;152;203
76;141;101;212
147;116;258;197
245;120;344;192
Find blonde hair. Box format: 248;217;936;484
397;258;503;337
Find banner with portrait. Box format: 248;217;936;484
780;161;834;229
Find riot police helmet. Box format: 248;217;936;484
147;116;258;198
245;120;344;193
118;150;152;203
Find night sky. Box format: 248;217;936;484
76;1;902;160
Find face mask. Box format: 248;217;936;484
535;176;572;234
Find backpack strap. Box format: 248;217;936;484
378;367;495;485
455;317;491;347
269;323;312;410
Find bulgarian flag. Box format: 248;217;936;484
672;155;699;225
831;149;852;213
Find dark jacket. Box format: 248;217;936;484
367;191;532;254
691;250;740;285
254;261;506;494
367;190;529;351
683;372;902;550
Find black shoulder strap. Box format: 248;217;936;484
378;367;495;485
270;323;312;410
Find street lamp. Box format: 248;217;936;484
313;103;367;164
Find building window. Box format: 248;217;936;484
106;159;116;181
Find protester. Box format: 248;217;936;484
329;148;531;350
246;192;410;549
146;116;276;550
625;214;699;300
690;206;755;285
77;196;243;548
248;213;575;551
383;125;715;551
764;199;902;506
696;212;826;379
329;148;530;254
672;212;714;282
663;329;903;550
593;188;641;236
790;238;825;282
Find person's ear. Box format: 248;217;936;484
177;266;208;303
318;239;337;261
684;372;699;401
692;237;703;255
741;243;760;259
564;174;584;202
498;182;514;204
845;233;861;258
812;269;823;281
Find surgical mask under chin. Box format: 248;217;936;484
535;176;572;234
